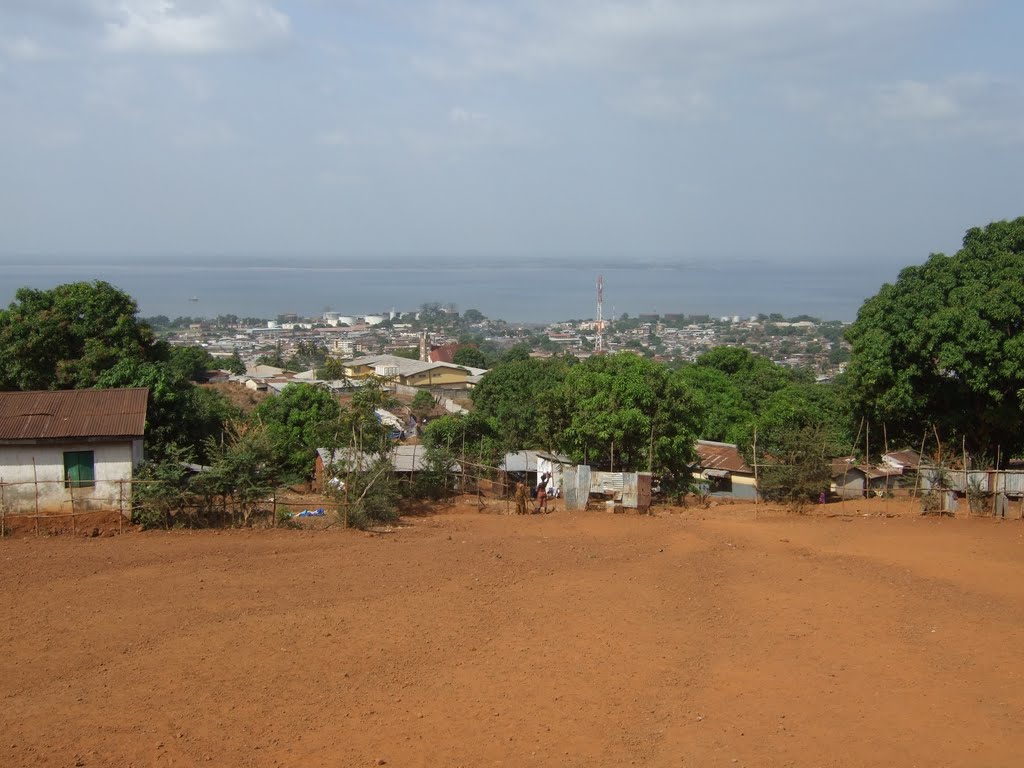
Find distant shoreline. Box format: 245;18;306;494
0;259;898;323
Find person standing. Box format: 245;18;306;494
515;481;529;515
535;473;550;513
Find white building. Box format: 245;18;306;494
0;388;148;517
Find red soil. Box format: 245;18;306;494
2;498;1022;767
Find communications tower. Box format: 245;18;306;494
596;274;604;353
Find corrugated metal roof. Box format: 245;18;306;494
0;388;148;440
695;440;752;475
883;449;921;470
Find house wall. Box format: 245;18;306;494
0;440;140;516
731;474;758;500
832;473;866;499
403;369;470;388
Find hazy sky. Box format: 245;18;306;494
1;0;1022;266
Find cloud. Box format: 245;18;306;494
316;130;351;147
449;106;486;125
171;117;238;147
2;36;64;62
785;73;1024;145
871;75;1024;143
416;0;964;79
100;0;291;55
616;78;712;119
876;80;961;122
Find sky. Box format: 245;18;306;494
1;0;1022;268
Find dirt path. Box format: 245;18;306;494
2;504;1023;767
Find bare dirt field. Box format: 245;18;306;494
3;499;1023;767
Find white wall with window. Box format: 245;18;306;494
0;440;143;516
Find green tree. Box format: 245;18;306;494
286;340;327;371
470;357;570;452
453;346;487;369
256;342;286;369
328;456;401;529
167;345;215;382
225;350;246;376
499;344;532;363
755;423;844;510
324;377;397;458
199;421;277;526
96;358;236;462
675;364;751;445
410;390;436;422
559;353;700;491
0;281;157;390
846;217;1024;461
695;347;793;405
252;383;340;480
132;447;198;529
316;356;347;381
422;411;504;467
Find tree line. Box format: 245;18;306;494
1;215;1021;520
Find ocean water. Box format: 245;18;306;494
0;257;900;323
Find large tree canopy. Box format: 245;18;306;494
559;353;700;488
0;281;157;390
470;357;572;452
253;383;341;480
846;216;1024;461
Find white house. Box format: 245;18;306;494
0;388;148;517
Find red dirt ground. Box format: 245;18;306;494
2;498;1023;767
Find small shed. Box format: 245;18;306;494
562;467;653;512
499;450;572;495
0;388;148;517
693;440;757;500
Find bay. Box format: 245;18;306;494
0;257;899;323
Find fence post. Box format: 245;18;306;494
1;480;6;538
32;457;40;517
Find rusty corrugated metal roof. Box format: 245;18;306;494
695;440;753;474
0;388;148;441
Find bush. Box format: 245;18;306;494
330;458;401;529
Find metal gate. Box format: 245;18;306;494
563;465;592;510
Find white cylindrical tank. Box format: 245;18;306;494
364;314;385;326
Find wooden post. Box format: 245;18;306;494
911;430;928;500
752;428;759;518
992;446;1001;517
648;421;655;473
119;480;124;534
864;420;870;499
1;480;6;539
32;457;40;517
962;437;969;519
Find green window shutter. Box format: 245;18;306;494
64;451;96;488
